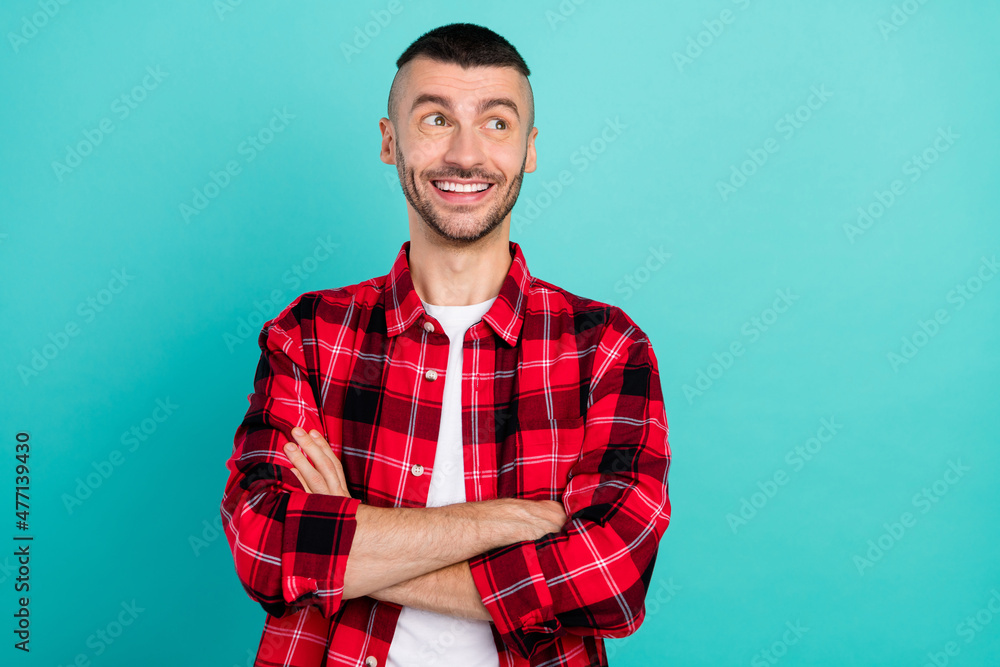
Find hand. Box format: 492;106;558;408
282;427;352;498
492;498;568;541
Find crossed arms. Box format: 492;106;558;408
220;300;671;658
282;425;566;621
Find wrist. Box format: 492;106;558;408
468;498;522;548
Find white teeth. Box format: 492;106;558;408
434;181;490;193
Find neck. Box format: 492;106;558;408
407;226;512;307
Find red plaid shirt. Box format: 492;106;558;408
221;240;671;667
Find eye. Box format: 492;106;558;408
422;114;448;127
486;118;508;131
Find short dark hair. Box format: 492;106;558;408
387;23;533;130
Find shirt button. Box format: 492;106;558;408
423;321;435;333
411;463;424;476
365;657;378;667
425;369;438;381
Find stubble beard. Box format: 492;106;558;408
396;144;526;245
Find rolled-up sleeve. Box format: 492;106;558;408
469;314;671;658
220;294;361;619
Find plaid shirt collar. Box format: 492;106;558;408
381;239;533;347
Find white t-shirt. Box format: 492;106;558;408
385;296;501;667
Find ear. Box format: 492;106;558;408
523;126;539;173
379;117;396;165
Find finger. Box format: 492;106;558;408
301;429;340;470
295;428;347;497
284;439;328;495
290;428;342;495
290;467;313;493
308;429;350;495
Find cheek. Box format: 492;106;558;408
406;133;450;165
495;146;527;177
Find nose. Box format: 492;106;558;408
442;123;487;172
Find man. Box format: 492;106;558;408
221;23;671;667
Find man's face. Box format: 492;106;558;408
380;56;537;244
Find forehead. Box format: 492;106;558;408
398;56;528;112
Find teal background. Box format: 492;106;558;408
2;1;998;665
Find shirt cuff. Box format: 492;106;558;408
468;539;564;658
280;491;362;618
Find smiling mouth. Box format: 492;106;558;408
431;180;494;194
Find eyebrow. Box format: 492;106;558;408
410;93;520;120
